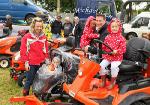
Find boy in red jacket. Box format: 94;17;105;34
20;17;49;96
99;18;126;89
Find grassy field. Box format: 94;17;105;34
0;68;24;105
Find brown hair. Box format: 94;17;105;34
96;13;106;20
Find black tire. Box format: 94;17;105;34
131;101;146;105
18;73;26;87
25;14;35;25
0;56;10;68
124;37;149;62
126;33;137;40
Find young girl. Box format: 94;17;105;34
99;18;126;90
80;16;99;49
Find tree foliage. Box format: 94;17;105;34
36;0;122;12
115;0;123;12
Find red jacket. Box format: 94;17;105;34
20;32;48;65
102;18;126;61
80;16;99;48
102;34;126;61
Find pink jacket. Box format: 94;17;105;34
20;32;48;65
80;16;99;48
102;18;126;61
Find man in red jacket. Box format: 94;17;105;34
20;17;49;96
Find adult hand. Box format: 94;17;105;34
25;61;30;71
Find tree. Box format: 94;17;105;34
115;0;123;12
61;0;75;12
36;0;122;13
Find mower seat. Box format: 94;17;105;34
118;37;150;75
118;60;143;75
57;36;75;52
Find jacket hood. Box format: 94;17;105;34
85;16;95;28
107;18;122;35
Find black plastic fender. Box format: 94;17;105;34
119;92;150;105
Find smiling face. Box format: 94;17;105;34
110;21;120;33
34;21;43;35
31;17;44;35
96;15;106;29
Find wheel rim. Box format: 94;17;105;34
26;17;34;24
0;60;9;68
129;35;135;39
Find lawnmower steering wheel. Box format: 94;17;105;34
92;39;113;55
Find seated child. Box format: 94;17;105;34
47;56;62;75
99;18;126;90
32;56;62;94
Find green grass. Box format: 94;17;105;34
0;68;24;105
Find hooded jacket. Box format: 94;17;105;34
20;32;49;65
80;16;99;48
102;18;126;61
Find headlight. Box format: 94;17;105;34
78;71;83;76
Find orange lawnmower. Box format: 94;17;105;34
0;30;29;68
0;36;22;68
10;37;150;105
63;38;150;105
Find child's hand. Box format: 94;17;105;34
49;64;55;71
112;50;117;55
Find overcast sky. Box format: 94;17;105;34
122;0;127;2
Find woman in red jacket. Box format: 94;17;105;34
99;18;126;90
20;17;49;96
80;16;99;49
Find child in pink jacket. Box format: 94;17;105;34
99;18;126;89
80;16;99;49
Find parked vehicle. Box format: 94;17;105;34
0;29;29;68
75;0;117;22
123;12;150;40
120;0;150;40
0;0;49;24
63;38;150;105
0;36;22;68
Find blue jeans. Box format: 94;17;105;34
52;33;61;39
24;65;41;91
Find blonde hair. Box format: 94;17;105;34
30;17;44;33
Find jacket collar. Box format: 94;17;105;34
30;31;44;39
